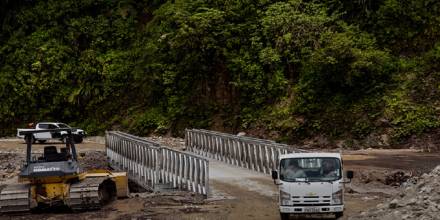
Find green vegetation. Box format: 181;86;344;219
1;0;439;146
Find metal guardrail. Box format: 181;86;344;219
106;131;209;197
185;129;306;175
161;147;209;196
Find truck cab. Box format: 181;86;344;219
272;153;353;220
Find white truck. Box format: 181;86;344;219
271;153;353;220
17;122;86;144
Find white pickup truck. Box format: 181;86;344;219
17;122;86;144
272;153;354;220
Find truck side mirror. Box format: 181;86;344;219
346;170;354;179
271;170;278;180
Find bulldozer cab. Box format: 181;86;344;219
18;129;82;180
20;128;79;163
40;145;70;162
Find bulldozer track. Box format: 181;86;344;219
69;176;108;211
0;183;30;213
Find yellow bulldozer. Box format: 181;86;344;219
0;128;128;212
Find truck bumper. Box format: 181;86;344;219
280;205;343;214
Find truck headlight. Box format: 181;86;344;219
280;190;291;206
332;190;343;205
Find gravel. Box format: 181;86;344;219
0;153;24;181
352;165;440;220
78;150;109;170
144;136;186;150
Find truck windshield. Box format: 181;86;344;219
280;157;341;182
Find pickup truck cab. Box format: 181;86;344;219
17;122;86;144
272;153;353;220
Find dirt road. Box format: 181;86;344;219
208;160;278;220
0;137;438;220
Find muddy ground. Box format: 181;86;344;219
0;137;439;220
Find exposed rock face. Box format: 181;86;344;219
352;165;440;220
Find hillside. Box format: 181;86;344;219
1;0;440;149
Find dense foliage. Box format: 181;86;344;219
1;0;439;146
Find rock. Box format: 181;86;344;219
405;198;417;206
385;171;412;186
237;132;246;136
312;135;330;147
378;118;389;124
420;186;432;194
362;196;375;201
401;214;410;219
388;199;399;209
346;187;357;194
376;203;385;209
364;134;379;147
354;165;440;219
335;140;345;149
379;134;390;147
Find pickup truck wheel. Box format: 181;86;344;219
280;212;289;220
61;136;67;144
24;136;36;144
73;136;83;144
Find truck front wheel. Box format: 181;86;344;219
280;212;289;220
335;212;344;219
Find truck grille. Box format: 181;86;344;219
292;196;331;205
293;203;330;207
